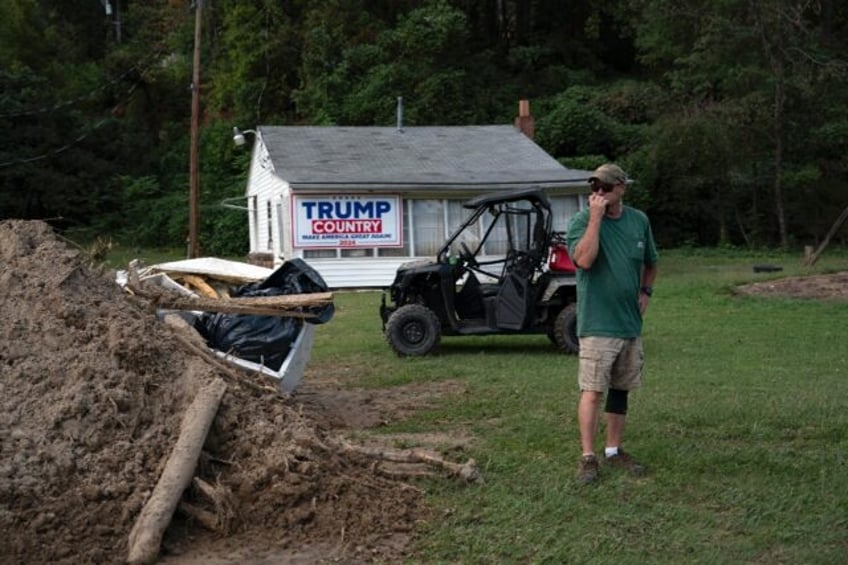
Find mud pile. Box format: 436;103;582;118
0;220;420;563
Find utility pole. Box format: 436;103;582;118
114;0;121;43
100;1;120;42
188;0;203;258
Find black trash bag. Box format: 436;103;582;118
249;258;334;324
194;259;334;371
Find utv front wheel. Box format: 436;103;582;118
552;304;579;354
385;304;441;356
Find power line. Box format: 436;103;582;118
0;82;140;169
0;118;111;167
0;51;162;119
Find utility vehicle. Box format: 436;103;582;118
379;188;579;356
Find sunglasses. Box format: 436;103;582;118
590;180;617;193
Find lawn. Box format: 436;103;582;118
308;248;848;563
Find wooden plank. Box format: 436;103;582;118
177;274;219;298
151;291;333;318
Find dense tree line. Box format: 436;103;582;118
1;0;846;254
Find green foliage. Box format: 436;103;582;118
628;0;848;246
557;154;608;171
296;1;480;126
118;175;184;247
2;0;848;250
535;83;652;161
205;1;303;125
294;2;389;124
638;110;739;245
110;120;250;255
195;121;251;256
535;87;621;157
593;79;671;124
811;120;848;160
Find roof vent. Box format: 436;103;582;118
396;96;404;132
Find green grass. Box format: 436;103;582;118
308;249;848;564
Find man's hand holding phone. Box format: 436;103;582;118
588;192;609;220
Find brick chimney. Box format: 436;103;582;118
514;99;535;139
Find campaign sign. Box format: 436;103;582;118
292;194;402;248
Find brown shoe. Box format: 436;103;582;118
604;449;646;476
576;454;600;484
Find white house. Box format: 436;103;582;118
239;103;591;288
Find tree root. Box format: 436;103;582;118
301;433;483;484
178;477;239;534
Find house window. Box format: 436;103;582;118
550;195;580;233
266;201;273;250
378;200;410;257
302;248;378;259
411;200;445;256
341;248;373;257
481;209;506;255
275;201;284;257
481;199;534;255
446;200;479;255
250;196;258;250
303;249;338;259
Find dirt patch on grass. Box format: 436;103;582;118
736;271;848;300
296;372;467;430
0;220;468;564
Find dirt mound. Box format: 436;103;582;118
736;271;848;300
0;220;421;563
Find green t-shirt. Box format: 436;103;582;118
566;206;658;338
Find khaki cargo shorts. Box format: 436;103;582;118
578;336;643;392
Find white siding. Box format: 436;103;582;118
290;257;407;289
246;137;285;256
279;187;295;260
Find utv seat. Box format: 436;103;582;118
479;283;500;297
455;271;487;319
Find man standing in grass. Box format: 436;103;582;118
566;163;659;484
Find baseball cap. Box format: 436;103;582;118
588;163;628;186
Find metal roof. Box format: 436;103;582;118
257;125;591;190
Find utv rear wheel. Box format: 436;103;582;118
552;304;579;354
385;304;441;356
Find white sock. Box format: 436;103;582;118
605;447;619;458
